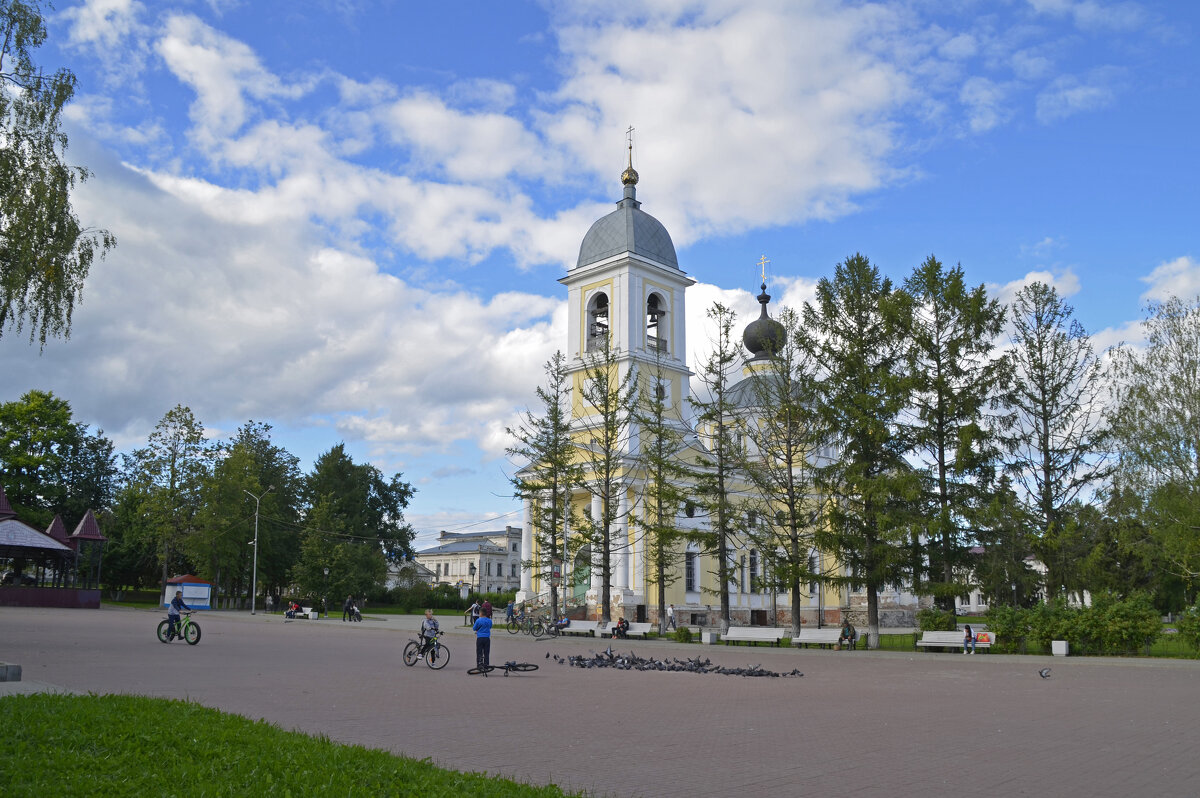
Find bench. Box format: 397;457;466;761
284;606;316;620
721;627;787;646
556;621;601;637
916;630;995;652
791;627;863;650
599;621;653;639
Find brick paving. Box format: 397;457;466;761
2;606;1199;797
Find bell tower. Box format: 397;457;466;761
560;139;694;429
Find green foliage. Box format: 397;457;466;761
1;0;115;346
1174;605;1200;656
915;607;957;632
507;351;582;621
802;254;917;637
985;605;1031;653
672;626;694;643
904;255;1009;608
1074;592;1162;655
0;693;577;797
1028;598;1075;648
0;389;116;529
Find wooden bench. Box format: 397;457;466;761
556;621;600;637
599;621;653;639
721;626;787;646
916;630;995;652
791;627;863;649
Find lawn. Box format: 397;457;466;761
0;693;581;798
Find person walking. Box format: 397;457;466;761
473;601;494;674
505;600;515;623
342;595;354;622
666;604;676;631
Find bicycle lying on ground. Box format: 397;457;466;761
157;611;201;645
467;660;539;676
505;616;545;637
403;631;448;669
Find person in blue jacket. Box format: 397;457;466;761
473;601;493;673
167;590;191;641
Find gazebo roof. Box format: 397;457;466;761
46;515;70;544
69;509;107;542
0;485;15;520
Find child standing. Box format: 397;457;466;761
473;601;493;673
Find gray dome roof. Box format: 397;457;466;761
576;183;679;270
743;283;785;360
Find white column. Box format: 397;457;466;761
520;499;533;594
590;494;603;592
615;490;630;589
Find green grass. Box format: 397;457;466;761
0;694;582;798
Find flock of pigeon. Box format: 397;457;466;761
547;645;804;678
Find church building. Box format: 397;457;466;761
514;153;923;634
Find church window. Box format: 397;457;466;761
684;501;695;518
685;552;697;591
646;293;667;353
747;510;757;527
749;550;759;594
587;293;609;351
808;553;818;596
511;563;517;578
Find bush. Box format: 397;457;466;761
1076;592;1162;655
916;607;956;632
672;626;693;643
985;605;1031;653
1174;604;1200;656
1029;598;1075;648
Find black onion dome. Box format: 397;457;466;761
743;282;785;359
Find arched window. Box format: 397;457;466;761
587;292;609;351
646;293;667;353
749;549;759;594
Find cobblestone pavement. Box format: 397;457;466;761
3;606;1199;797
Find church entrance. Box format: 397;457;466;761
571;546;591;603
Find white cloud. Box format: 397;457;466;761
991;269;1082;309
1026;0;1145;32
1035;68;1121;123
1140;256;1200;303
960;76;1011;133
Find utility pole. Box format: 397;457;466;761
245;486;274;615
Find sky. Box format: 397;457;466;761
3;0;1198;550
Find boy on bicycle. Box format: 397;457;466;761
419;609;440;653
167;590;191;641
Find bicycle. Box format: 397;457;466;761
467;660;539;676
157;611;201;645
505;615;545;637
403;631;449;670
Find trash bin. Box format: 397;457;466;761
1051;640;1069;657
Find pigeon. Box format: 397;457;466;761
1038;667;1052;679
546;652;550;658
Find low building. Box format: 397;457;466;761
415;527;522;595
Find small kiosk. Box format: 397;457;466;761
163;574;212;610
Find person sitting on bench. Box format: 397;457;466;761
553;615;571;630
612;617;629;639
838;621;855;648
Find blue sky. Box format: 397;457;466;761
3;0;1197;549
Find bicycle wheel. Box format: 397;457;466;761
425;643;449;670
530;620;545;638
184;622;201;645
506;619;520;634
508;663;538;672
403;641;421;667
156;620;171;643
467;665;495;675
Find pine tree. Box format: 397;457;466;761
574;336;637;623
689;303;746;634
507;352;583;621
740;306;830;637
631;354;693;634
800;254;918;648
904;256;1009;608
1006;282;1108;597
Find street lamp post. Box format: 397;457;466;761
245;486;274;615
324;567;330;618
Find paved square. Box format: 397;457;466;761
2;607;1198;797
